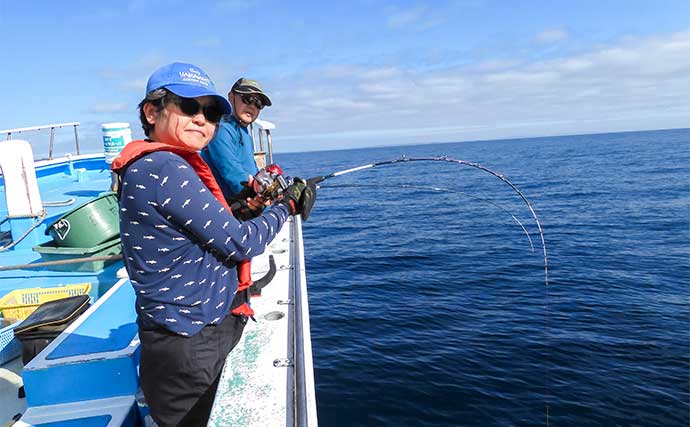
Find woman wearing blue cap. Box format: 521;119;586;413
111;62;315;426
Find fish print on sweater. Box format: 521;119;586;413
119;151;289;335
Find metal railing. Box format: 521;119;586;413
0;122;81;160
290;217;319;426
251;119;276;165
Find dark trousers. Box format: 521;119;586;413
138;314;248;427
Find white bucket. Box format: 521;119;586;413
102;122;132;164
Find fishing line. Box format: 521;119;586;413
319;183;536;253
308;155;551;423
310;156;552;422
309;155;549;286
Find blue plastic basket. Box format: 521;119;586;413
0;321;22;365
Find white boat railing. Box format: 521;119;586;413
251;119;276;166
291;217;319;426
0;122;81;160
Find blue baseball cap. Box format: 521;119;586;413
146;62;232;115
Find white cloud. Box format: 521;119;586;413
98;54;170;92
387;5;426;28
86;103;130;114
263;30;690;151
535;28;569;44
84;30;689;153
473;59;522;72
194;37;223;48
386;4;445;31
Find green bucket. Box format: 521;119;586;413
46;193;120;248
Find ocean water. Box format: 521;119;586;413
275;128;690;427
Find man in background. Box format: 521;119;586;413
201;78;272;210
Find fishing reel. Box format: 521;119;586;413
252;164;290;201
229;164;290;220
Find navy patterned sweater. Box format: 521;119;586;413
118;151;289;336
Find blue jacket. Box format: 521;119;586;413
201;115;258;199
118;151;289;336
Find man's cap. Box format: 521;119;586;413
231;78;272;107
146;62;232;115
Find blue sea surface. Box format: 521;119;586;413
276;128;690;427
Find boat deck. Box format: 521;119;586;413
0;155;121;299
210;217;317;426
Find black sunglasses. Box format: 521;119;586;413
239;93;265;110
166;94;223;123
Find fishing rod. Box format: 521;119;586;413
306;156;549;286
306;158;551;422
319;183;536;253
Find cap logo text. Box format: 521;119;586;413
178;68;211;87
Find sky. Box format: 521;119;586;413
0;0;688;153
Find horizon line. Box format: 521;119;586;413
272;126;689;155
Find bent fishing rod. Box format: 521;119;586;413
306;156;549;286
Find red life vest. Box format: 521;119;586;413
111;140;255;318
